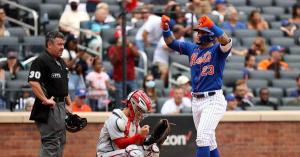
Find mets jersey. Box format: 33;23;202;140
169;41;232;92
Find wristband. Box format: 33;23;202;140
163;29;172;38
210;25;224;37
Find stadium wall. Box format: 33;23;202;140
0;112;300;157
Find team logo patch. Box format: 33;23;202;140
51;73;61;78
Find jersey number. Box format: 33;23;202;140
29;71;41;79
201;65;214;76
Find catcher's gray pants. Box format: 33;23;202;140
36;101;66;157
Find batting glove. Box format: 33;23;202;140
198;15;215;29
161;15;170;30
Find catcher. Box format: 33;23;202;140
96;90;171;157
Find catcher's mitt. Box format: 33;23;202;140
143;119;174;147
65;111;87;133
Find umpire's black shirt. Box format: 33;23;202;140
28;51;69;122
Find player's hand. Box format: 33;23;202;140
161;15;170;30
140;125;150;137
42;96;56;108
198;15;215;29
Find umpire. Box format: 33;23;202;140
28;31;72;157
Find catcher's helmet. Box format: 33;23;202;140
193;26;215;43
65;111;87;133
126;90;152;121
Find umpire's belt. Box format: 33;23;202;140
192;92;216;99
54;97;66;103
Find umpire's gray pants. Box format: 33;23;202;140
36;102;66;157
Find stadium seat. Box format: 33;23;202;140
154;80;165;91
101;0;119;5
102;61;113;74
7;27;28;40
236;6;258;15
44;0;68;7
23;36;46;55
285;87;297;97
274;0;297;8
262;7;285;16
256;55;269;62
279;106;300;110
226;55;244;63
145;46;156;64
181;106;192;113
223;70;243;87
19;0;42;11
238;13;248;22
234;30;258;39
169;53;189;67
280;70;300;80
249;0;273;7
45;20;59;32
293;30;300;42
260;29;284;38
157;97;168;113
176;0;189;6
277;14;292;21
255;87;284;98
222;86;233;96
270;37;295;47
163;88;170;97
231;37;241;47
241;37;256;47
261;14;276;22
289;63;300;69
128;28;139;36
284;55;300;63
225;62;244;70
249;70;275;81
39;4;63;20
16;71;29;81
207;14;220;24
272;79;296;89
226;0;247;6
247;79;268;90
246;106;274;111
252;97;280;106
5;80;28;110
101;28;116;43
270;21;282;29
108;5;121;17
281;97;298;106
288;46;300;55
0;37;20;53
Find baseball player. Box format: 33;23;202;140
161;15;232;157
96;90;160;157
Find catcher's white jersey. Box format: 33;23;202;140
192;89;227;150
97;109;139;154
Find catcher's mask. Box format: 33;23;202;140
193;27;215;44
65;111;87;133
125;90;152;122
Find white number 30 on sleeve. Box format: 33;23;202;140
29;71;41;79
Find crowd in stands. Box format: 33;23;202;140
0;0;300;112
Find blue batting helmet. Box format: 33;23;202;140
193;27;215;43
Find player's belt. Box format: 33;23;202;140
54;97;66;103
192;92;216;99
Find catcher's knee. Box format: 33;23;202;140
125;145;143;157
143;143;160;157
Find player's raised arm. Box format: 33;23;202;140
161;15;175;45
198;16;232;52
161;15;193;55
